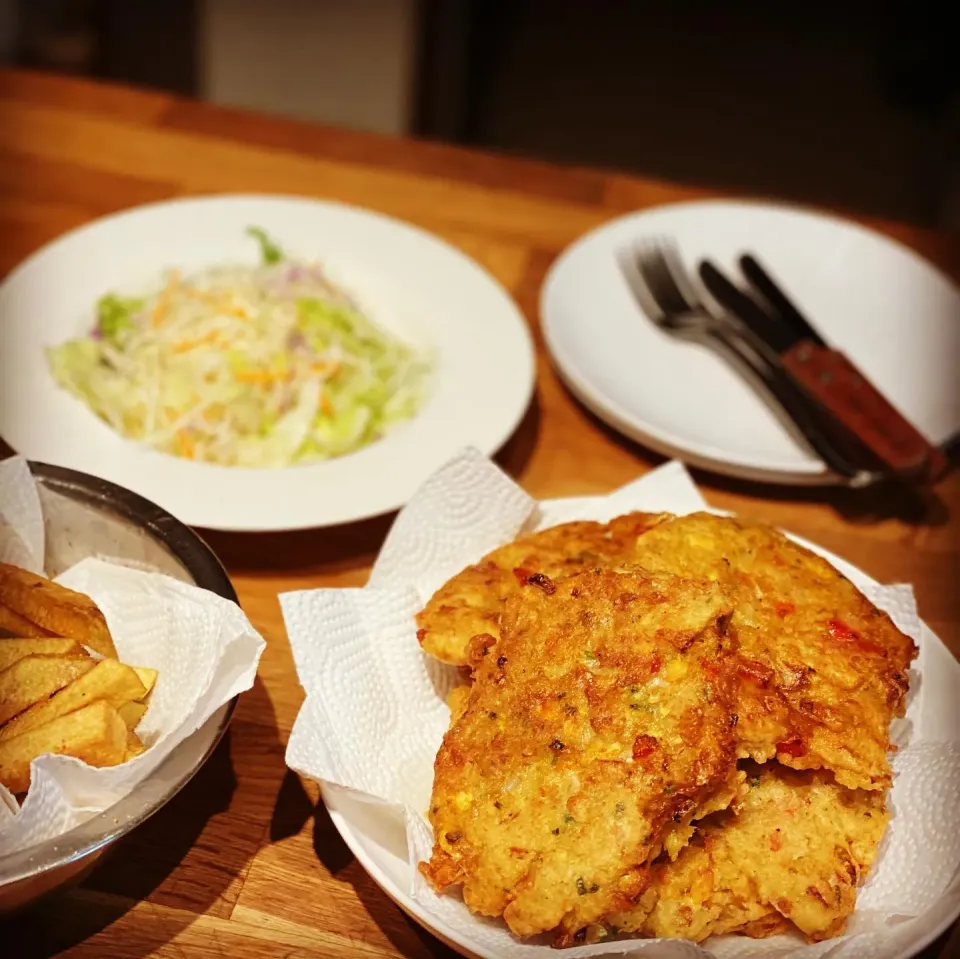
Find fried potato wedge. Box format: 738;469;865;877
132;666;158;698
125;728;147;760
0;563;116;658
0;658;148;740
0;654;96;725
0;638;86;672
0;700;127;794
118;700;148;729
0;601;54;638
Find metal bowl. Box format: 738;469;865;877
0;461;238;913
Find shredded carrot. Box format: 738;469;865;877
189;289;220;306
150;269;181;327
310;361;341;377
320;393;334;416
211;294;248;319
235;370;271;385
173;330;220;353
235;369;290;386
176;429;196;459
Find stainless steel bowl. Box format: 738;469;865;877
0;461;238;912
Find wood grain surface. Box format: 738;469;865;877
0;68;957;959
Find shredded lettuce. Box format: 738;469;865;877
46;232;431;467
96;293;143;344
246;226;284;265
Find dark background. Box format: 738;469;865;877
2;0;958;228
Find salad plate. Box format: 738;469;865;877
0;194;535;531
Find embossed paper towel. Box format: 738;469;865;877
0;457;265;857
282;447;960;959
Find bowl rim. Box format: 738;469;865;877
0;460;239;887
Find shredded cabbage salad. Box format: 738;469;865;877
47;228;432;468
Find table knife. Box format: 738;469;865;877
698;259;948;484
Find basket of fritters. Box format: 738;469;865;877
281;449;960;959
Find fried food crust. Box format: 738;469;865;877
0;563;116;658
629;513;917;790
610;762;888;942
415;513;669;666
420;567;741;942
0;601;54;637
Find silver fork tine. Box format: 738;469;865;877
658;240;702;309
617;245;664;322
636;238;697;317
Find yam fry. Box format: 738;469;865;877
0;638;86;671
0;601;54;638
0;700;127;794
118;700;148;729
0;658;147;740
0;563;116;658
132;666;158;698
0;654;96;725
125;728;147;760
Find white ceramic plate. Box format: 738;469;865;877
322;497;960;959
541;200;960;485
0;195;535;531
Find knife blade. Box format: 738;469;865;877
738;254;827;347
698;261;797;354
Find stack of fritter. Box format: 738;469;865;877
416;512;916;947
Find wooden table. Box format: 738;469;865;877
1;68;957;959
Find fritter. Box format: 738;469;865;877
610;762;888;942
419;567;742;942
415;512;668;666
447;684;472;724
629;512;918;790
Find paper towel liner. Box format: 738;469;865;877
282;448;960;959
0;457;265;857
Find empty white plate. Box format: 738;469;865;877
0;195;535;531
541;201;960;484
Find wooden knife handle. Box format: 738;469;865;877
782;342;948;483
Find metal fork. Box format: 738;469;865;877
619;240;877;486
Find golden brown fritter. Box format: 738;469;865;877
610;762;888;942
419;567;742;942
415;513;669;666
447;684;472;724
628;513;918;790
